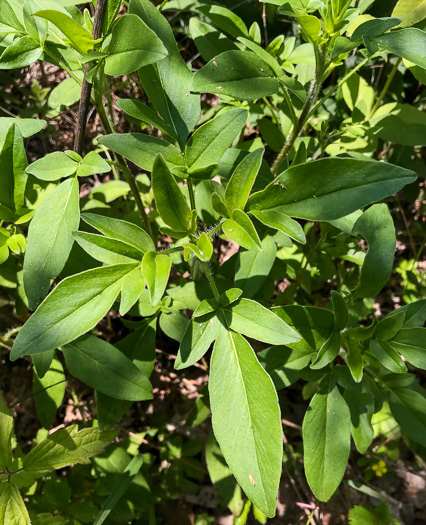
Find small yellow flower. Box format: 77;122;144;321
372;460;388;477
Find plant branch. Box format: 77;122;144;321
365;57;402;122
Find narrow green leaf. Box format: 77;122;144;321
0;124;27;213
223;298;301;345
374;28;426;69
76;151;111;177
152;154;192;232
26;151;78;181
33;356;65;429
223;209;262;252
331;291;348;331
62;335;152;401
237;37;283;77
197;5;248;38
209;329;282;517
120;268;145;315
258;346;314;390
0;118;46;149
303;380;351;501
192;50;279;100
0;36;42;69
250;209;306;244
190;17;238;62
374;308;405;340
117;99;177;138
388;328;426;369
0;482;30;525
0;393;13;471
310;331;341;369
105;14;167;76
73;232;143;264
219;288;243;307
344;390;374;454
175;314;220;369
24;176;80;310
142;251;171;306
159;310;189;342
12;264;137;359
369;339;407;373
0;0;25;31
389;386;426;445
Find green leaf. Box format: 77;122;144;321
82;212;154;253
120;267;145;315
224;148;264;213
185;108;248;172
219;288;243;307
192;50;280;100
23;176;80;310
393;0;426;28
303;380;351;501
33;356;65;429
197;5;248;39
34;10;95;55
26;151;78;181
190;18;239;62
0;482;30;525
344;390;374;454
258;346;314;390
310;331;341;369
0;0;25;31
371;103;426;147
374;308;405;340
12;264;137;359
142;251;171;306
130;0;200;147
62;335;152;401
22;425;116;472
374;28;426;69
175;314;220;369
352;204;396;299
99;133;184;173
73;232;143;264
152;154;193;232
250;209;306;244
388;328;426;369
117;99;177;139
237;37;283;77
209;329;282;517
105;14;167;76
159;310;188;342
223;210;262;252
223;298;301;345
0;393;13;471
0;118;46;149
389;386;426;445
76;151;111;177
0;124;27;213
369;339;407;373
0;36;42;69
247;158;416;220
331;291;348;331
386;299;426;328
184;232;213;262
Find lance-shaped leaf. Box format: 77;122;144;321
387;328;426;369
192;50;279;100
209;329;282;517
197;5;248;39
0;36;42;69
310;331;341;369
120;268;145;315
12;263;137;359
73;232;143;265
389;384;426;445
247;158;416;220
24;176;80;310
331;291;348;331
223;298;301;345
224;148;264;213
0;482;30;525
34;10;95;55
0;0;25;31
0;118;46;149
99;133;184;172
117;99;177;139
23;425;116;472
344;390;374;454
352;204;396;299
303;379;351;501
0;393;13;471
105;14;167;76
33;356;65;429
82;212;154;253
62;335;152;401
0;124;27;213
26;151;78;181
152;154;193;232
374;28;426;69
185;108;248;172
175;314;220;369
250;209;306;243
369;339;407;373
142;251;171;306
223;210;262;251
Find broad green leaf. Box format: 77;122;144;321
33;356;65;429
344;390;374;454
23;425;116;472
62;335;152;401
99;133;184;172
393;0;426;27
209;329;282;517
23;176;80;310
224;148;264;213
389;386;426;445
190;17;238;62
184;232;213;262
331;291;348;331
152;154;193;232
0;124;27;213
34;10;95;55
388;328;426;369
310;331;341;369
197;5;248;39
374;28;426;69
234;236;276;298
82;212;154;253
298;14;321;43
369;339;407;373
247;158;416;220
371;103;426;147
237;37;283;77
346;338;365;383
24;0;48;44
0;36;42;69
159;310;188;342
223;298;301;345
0;393;13;471
25;151;78;181
130;0;200;147
142;251;171;306
73;232;143;264
0;482;30;525
374;308;405;340
12;264;137;359
219;288;243;307
0;0;25;31
105;14;167;76
352;204;396;299
388;299;426;328
223;209;262;252
175;314;220;369
103;0;122;33
185;108;248;172
250;209;306;243
32;350;55;378
258;346;314;390
120;268;145;315
76;151;111;177
0;118;46;149
117;99;177;139
193;298;220;318
192;50;280;100
303;380;351;501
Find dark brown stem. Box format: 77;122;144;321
73;0;108;154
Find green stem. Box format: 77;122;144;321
202;262;220;300
280;83;298;127
207;220;225;238
11;380;67;408
187;177;197;212
365;57;402;121
160;246;184;256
